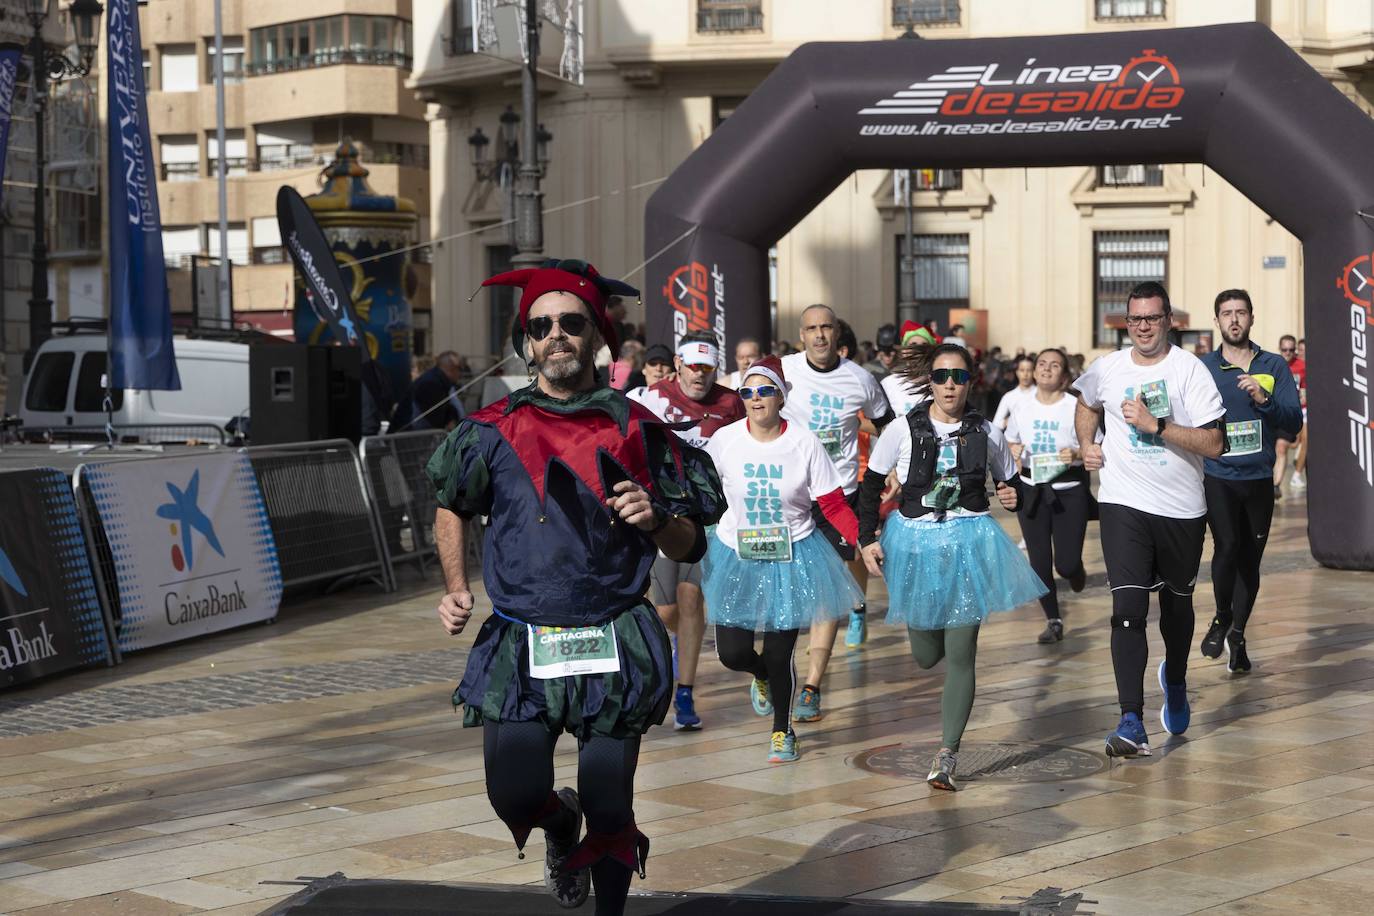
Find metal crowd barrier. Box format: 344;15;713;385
243;439;394;593
24;424;229;446
358;430;447;577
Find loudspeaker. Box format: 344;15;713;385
250;344;362;445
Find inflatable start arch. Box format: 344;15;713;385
644;22;1374;570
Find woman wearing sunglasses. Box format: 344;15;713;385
857;343;1045;791
701;355;864;763
1004;348;1091;645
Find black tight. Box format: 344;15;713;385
482;722;640;916
1204;476;1275;634
715;625;798;734
1016;483;1090;619
1109;585;1195;717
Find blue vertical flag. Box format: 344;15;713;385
0;43;21;210
107;0;180;390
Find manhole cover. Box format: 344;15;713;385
849;741;1106;782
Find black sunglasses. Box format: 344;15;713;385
738;385;781;400
527;313;590;341
930;368;971;385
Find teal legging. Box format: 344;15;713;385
907;624;980;752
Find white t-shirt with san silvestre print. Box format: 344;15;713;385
705;419;845;553
1005;391;1084;491
867;413;1016;522
881;372;929;418
780;353;893;494
1073;345;1225;519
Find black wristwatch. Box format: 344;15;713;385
1155;416;1167;436
647;505;673;534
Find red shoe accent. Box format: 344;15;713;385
507;791;566;854
563;822;651;878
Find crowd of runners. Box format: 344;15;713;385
426;258;1308;914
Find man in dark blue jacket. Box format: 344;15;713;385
1200;290;1303;674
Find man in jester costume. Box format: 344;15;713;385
427;258;721;914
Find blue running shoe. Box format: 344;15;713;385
1158;660;1191;735
768;730;800;763
792;685;823;722
1105;712;1151;758
750;678;772;717
673;685;701;731
845;609;868;648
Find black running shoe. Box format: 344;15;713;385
1200;618;1228;659
1226;632;1252;675
1037;619;1064;644
543;787;590;908
1068;567;1087;593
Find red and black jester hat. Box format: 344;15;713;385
482;258;639;358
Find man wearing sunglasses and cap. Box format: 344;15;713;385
629;331;746;730
427;259;722;915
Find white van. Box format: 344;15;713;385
20;334;250;437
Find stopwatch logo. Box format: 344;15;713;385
1112;50;1180;88
1336;251;1374;311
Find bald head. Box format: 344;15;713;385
799;304;839;369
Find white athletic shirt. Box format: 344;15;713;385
780;352;892;493
1073;345;1225;519
705;419;845;552
992;385;1036;430
1004;391;1084;491
868;413;1016;521
881;373;929;417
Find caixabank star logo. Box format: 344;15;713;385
0;545;26;597
155;469;225;573
859;48;1184;136
1335;252;1374;486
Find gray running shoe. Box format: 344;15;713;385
543;787;590;908
927;749;958;791
1037;619;1064;644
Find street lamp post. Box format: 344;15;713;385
509;0;543;269
20;0;103;372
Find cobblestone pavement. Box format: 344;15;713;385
0;648;466;738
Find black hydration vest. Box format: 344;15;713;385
899;404;991;518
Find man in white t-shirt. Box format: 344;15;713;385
1073;281;1225;760
780;304;895;721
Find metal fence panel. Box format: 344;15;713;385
358;430;447;576
243;439;392;592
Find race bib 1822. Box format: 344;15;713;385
528;624;621;679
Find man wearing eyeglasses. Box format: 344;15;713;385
629;331;746;731
781;304;895;720
1198;290;1303;676
1273;334;1307;497
427;259;722;914
1073;281;1225;759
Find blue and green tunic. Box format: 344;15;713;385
426;384;721;739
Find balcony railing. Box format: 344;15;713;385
209;157;249;177
912;168;963;191
246;48;412;77
893;0;961;27
1095;0;1165;20
1098;164;1164;188
697;2;763;33
161;162;199;182
253;246;288;265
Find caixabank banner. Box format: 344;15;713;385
0;468;112;688
82;453;283;652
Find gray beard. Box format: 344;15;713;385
538;346;587;389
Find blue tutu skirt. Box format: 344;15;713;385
880;514;1047;630
702;529;863;631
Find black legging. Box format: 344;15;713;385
483;722;639;916
1204;476;1275;635
714;625;798;734
1016;482;1090;620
